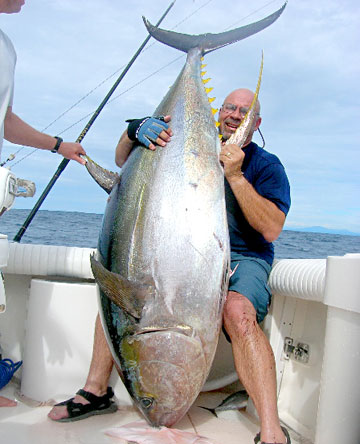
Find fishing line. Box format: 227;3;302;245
57;56;185;138
258;127;266;148
8;0;274;168
224;0;283;31
12;1;177;243
9;55;185;168
8;0;215;167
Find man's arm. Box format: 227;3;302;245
220;143;285;242
4;106;86;164
115;130;135;168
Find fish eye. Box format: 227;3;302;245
140;397;154;409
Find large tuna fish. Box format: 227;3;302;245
87;3;286;428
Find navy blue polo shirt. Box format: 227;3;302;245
225;142;291;265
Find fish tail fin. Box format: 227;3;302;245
199;406;218;418
143;2;287;55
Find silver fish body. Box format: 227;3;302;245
95;46;230;428
89;3;287;427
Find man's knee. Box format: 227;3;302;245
223;291;257;339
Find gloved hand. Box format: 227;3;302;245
126;116;170;149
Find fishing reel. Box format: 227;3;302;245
0;166;36;216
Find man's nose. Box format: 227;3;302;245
229;110;243;120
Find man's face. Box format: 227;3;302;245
218;90;261;143
0;0;25;14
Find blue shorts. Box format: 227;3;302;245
228;252;272;323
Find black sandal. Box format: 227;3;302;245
254;426;291;444
51;387;117;422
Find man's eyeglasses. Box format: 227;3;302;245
221;103;260;117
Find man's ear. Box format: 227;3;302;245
255;117;262;131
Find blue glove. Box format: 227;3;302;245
126;116;169;148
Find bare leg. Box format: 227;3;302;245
0;395;17;407
48;314;114;420
223;291;286;443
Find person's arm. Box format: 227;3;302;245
4;106;86;164
220;143;285;242
115;115;172;168
115;130;135;167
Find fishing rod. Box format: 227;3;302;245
13;1;175;243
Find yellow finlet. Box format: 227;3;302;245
200;63;217;114
215;121;220;127
218;134;222;139
201;64;207;69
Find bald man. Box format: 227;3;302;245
49;90;291;443
218;89;291;443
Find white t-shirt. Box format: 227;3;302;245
0;28;16;160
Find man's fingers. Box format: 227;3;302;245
75;154;86;165
159;130;171;142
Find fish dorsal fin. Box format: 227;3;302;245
142;2;287;55
90;255;154;319
84;155;120;194
226;51;264;148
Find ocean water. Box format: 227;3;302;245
1;209;359;259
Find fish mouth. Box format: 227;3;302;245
132;324;194;338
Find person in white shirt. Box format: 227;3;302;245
0;0;86;408
0;0;86;165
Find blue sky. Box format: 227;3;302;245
1;0;359;233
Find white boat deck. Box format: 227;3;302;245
0;381;305;444
1;243;360;443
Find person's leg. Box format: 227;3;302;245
224;292;286;443
82;314;115;395
48;314;114;421
0;395;17;407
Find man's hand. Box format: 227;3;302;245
58;142;86;165
220;143;245;179
127;115;172;150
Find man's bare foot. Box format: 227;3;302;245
0;395;17;407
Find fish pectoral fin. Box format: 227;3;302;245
84;155;120;194
90;255;151;319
